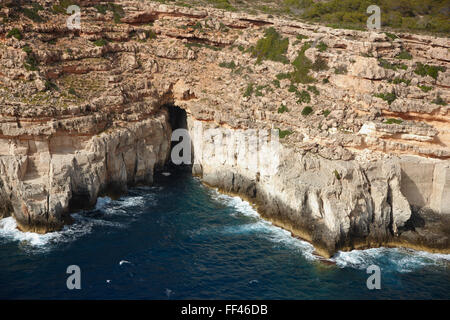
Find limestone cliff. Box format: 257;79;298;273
187;118;448;257
0;1;448;256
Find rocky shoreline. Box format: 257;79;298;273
187;117;449;257
0;1;448;256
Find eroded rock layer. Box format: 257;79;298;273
0;1;448;255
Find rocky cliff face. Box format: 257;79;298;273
0;112;171;232
0;1;448;255
187;118;448;257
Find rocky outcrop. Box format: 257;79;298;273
0;1;448;255
0;111;171;232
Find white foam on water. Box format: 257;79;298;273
0;194;142;252
117;196;145;208
0;212;129;252
221;222;269;235
211;191;259;218
211;189;450;267
0;217;62;246
332;247;450;273
95;196;112;210
211;190;317;261
94;195;148;217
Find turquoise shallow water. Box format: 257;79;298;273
0;168;449;299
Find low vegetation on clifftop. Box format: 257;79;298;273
150;0;450;34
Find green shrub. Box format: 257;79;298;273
243;83;254;97
278;129;292;138
278;104;289;113
288;84;298;93
23;56;38;71
44;80;59;91
379;59;407;71
432;95;447;106
333;170;341;180
391;78;411;85
219;61;237;69
316;41;328;52
22;45;32;54
52;0;76;14
185;42;221;51
297;90;311;103
251;27;290;64
219;22;229;32
284;0;314;10
296;34;308;40
290;43;315;84
22;45;38;71
207;0;236;11
94;3;124;23
276;72;291;80
94;4;108;14
93;39;108;46
7;28;22;40
323;109;331;117
384;118;403;124
301;106;313;116
255;85;267;97
374;92;397;105
307;85;319;95
147;29;157;40
273;79;281;88
385;32;398;40
418;85;433;92
311;56;329;71
414;62;446;80
22;4;44;22
395;50;412;60
68;87;77;96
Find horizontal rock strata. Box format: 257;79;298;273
0;1;448;255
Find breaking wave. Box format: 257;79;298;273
0;194;148;252
332;247;450;272
1;184;448;273
210;190;317;261
210;189;450;272
0;217;63;247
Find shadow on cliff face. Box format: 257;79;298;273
0;179;13;219
167;104;187;131
400;169;426;209
67;104;189;216
398;207;450;251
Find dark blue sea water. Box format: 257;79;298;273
0;168;449;299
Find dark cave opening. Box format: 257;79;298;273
167;103;188;132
